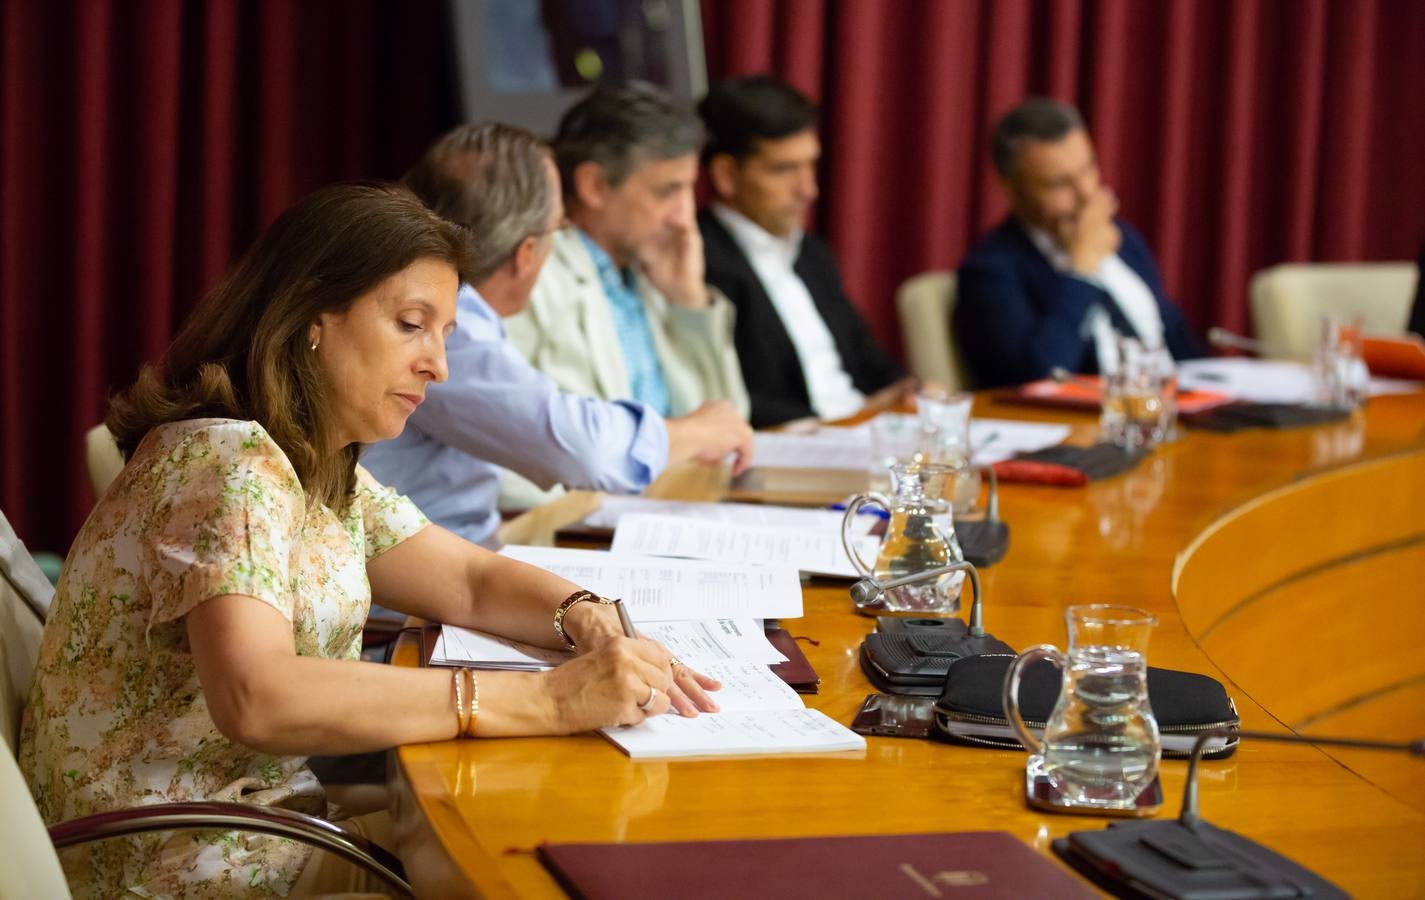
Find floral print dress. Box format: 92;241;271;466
19;418;427;898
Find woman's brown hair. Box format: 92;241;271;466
106;182;474;512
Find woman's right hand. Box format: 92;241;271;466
540;636;675;733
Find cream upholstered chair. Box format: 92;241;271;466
895;271;968;390
84;424;124;499
0;508;412;898
1249;262;1418;360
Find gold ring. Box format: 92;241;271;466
637;685;659;710
669;656;685;671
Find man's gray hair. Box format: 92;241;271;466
991;98;1085;177
553;82;705;203
402;122;554;284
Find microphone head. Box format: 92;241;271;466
849;579;883;610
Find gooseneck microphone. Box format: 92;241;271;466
1056;727;1421;898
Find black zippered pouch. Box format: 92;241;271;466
933;654;1240;759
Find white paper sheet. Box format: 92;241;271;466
431;627;569;669
750;415;1070;471
582;495;878;535
682;660;805;711
500;545;804;620
609;513;879;579
637;619;788;666
600;707;866;759
967;418;1073;465
1178;357;1422;404
750;429;870;471
431;619;788;670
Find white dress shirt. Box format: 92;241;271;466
1027;227;1164;373
712;204;864;420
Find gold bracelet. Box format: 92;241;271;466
552;589;616;651
452;667;467;737
464;670;479;738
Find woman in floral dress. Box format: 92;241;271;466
20;183;718;897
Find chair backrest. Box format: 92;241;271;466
85;424;124;500
0;736;73;899
0;509;72;898
1249;262;1418;361
896;271;967;391
1;509;51;754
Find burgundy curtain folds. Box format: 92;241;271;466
3;0;1425;553
1;0;455;551
701;0;1425;359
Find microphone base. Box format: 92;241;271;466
1053;819;1348;899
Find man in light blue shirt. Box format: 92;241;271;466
363;123;752;546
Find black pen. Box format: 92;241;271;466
613;597;637;638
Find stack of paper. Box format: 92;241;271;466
429;545;864;760
749;414;1070;471
1178;357;1421;403
581;495;878;535
499;545;805;620
608;513;879;579
431;618;789;670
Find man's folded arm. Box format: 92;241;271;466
412;339;668;492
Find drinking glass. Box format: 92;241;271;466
1101;337;1173;451
1313;314;1368;410
867;414;923;493
1004;605;1161;809
916;388;980;514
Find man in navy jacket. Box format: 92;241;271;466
954;98;1202;389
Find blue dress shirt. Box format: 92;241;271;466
362;284;668;547
578;230;672;416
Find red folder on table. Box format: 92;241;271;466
538;830;1096;900
1363;333;1425;380
1008;376;1232;414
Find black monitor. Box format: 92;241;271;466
449;0;708;137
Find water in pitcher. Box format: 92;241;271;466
1040;645;1159;804
875;507;955;612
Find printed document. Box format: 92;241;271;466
500;545;804;620
431;619;788;670
601;707;866;759
582;495;877;535
609;513;879;579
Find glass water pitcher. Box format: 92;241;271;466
1004;604;1162;809
840;462;965;614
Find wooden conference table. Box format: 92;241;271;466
390;391;1425;898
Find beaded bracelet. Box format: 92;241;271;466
464;669;479;738
452;667;468;737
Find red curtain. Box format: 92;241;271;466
701;0;1425;358
0;0;455;552
4;0;1425;553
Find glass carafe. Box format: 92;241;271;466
1004;605;1161;809
841;462;965;614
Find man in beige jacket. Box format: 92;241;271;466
505;83;751;421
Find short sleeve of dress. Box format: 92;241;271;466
355;465;428;560
142;421;306;627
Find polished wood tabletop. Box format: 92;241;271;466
392;391;1425;899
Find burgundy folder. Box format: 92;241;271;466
766;627;819;693
537;830;1096;900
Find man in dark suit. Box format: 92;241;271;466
697;75;913;427
954;98;1202;389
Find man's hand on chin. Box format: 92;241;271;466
639;222;711;310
